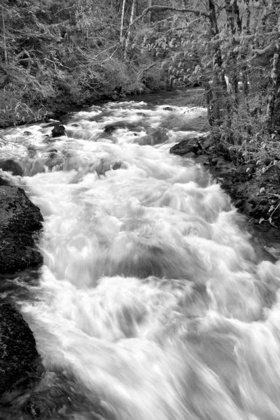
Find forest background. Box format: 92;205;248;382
1;0;280;155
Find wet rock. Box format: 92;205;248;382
184;152;196;159
264;157;272;166
170;139;202;156
0;159;23;176
104;121;144;135
22;371;110;420
112;162;122;170
0;303;43;397
44;153;64;171
0;176;9;186
51;124;66;138
0;185;43;274
210;157;219;166
104;122;127;133
200;136;212;151
149;127;169;145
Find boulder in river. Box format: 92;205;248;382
170;139;202;156
0;159;23;176
51;124;66;138
0;303;43;397
149;127;169;145
0;185;43;274
104;121;145;135
104;122;127;133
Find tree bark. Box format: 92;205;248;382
240;0;251;108
2;6;8;65
224;0;239;106
120;0;126;45
208;0;229;126
266;42;280;132
265;0;280;132
147;0;152;23
124;0;137;59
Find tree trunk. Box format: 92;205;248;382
266;42;280;132
120;0;126;46
266;0;280;132
147;0;152;23
240;0;251;111
224;0;239;107
124;0;137;59
2;6;8;65
207;0;229;126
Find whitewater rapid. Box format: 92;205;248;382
2;99;280;420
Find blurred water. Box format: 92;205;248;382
1;98;280;420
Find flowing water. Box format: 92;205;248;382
2;92;280;420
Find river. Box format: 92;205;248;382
1;91;280;420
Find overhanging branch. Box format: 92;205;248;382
125;5;209;32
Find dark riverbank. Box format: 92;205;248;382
0;174;44;411
170;134;280;258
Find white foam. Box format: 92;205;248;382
2;97;280;420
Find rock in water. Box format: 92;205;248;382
0;185;43;274
104;122;127;133
170;139;201;156
0;303;43;396
0;176;9;186
0;159;23;176
51;124;66;137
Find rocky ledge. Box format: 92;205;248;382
0;169;44;411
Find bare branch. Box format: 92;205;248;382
252;42;275;56
125;5;209;32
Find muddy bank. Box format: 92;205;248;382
170;136;280;257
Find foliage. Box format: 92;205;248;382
0;0;148;127
1;0;280;139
